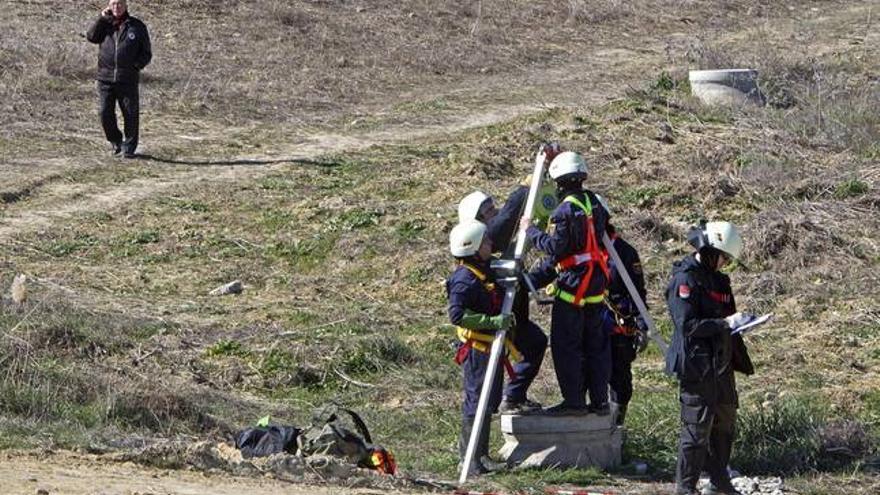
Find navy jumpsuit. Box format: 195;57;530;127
604;233;647;417
526;190;611;409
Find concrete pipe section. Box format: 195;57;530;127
689;69;765;106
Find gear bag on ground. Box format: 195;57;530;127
234;404;396;475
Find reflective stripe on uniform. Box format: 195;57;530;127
546;283;606;306
556;252;594;271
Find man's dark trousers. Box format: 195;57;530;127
99;80;139;154
551;302;610;408
610;333;636;407
677;378;737;492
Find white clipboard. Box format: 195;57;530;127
731;313;773;335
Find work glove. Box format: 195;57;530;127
541;142;562;167
489;313;513;331
724;312;753;330
534;142;561;171
459;310;512;331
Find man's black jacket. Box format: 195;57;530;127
87;14;152;84
664;254;754;391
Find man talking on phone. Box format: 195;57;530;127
86;0;151;159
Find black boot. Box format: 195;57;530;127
615;403;628;426
476;413;505;472
458;416;488;476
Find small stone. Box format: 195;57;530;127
209;280;242;296
36;489;49;495
11;274;27;304
654;122;675;144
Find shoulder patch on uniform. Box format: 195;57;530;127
678;284;691;299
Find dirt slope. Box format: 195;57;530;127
1;1;877;494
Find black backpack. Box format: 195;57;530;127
234;425;302;458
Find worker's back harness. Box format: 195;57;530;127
546;194;610;306
605;297;640;336
454;262;522;378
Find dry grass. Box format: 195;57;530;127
1;0;878;492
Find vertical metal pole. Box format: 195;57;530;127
458;152;546;485
601;232;668;354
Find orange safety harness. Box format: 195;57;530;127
551;194;611;306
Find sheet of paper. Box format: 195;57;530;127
731;313;773;335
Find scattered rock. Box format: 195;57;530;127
654;121;675;144
525;122;554;136
11;274;27;304
732;476;784;494
718;177;740;197
36;489;49;495
209;280;242;296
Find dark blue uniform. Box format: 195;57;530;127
447;261;504;418
665;254;754;494
527;190;611;410
447;260;505;471
604;233;647;420
485;186;548;405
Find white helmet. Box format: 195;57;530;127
548;151;588;181
458;191;492;223
689;221;743;259
449;221;487;257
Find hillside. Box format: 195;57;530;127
1;1;878;494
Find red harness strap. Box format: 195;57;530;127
454;341;517;379
571;209;610;305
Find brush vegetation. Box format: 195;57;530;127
1;1;879;494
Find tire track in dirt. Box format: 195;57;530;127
0;47;653;240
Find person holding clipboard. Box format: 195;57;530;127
665;221;759;495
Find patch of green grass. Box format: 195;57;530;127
652;71;676;91
834;179;869;199
339;335;418;376
265;234;337;270
205;339;250;358
624;389;679;477
257;176;298;191
45;236;96;257
259;208;295;230
733;395;824;474
494;466;607;494
326;208;383;231
396;218;427;241
616;185;671;207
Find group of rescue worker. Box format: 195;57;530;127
446;144;755;495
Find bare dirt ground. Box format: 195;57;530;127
0;45;642;240
0;450;418;495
